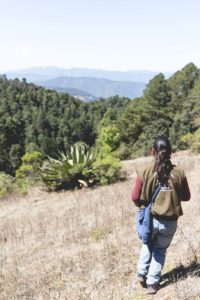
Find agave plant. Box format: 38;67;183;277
39;142;97;190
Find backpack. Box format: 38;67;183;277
136;184;161;245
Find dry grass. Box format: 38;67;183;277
0;150;200;299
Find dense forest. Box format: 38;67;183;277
0;62;200;175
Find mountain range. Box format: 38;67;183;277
4;67;172;100
36;76;146;99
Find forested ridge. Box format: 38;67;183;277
0;75;130;174
1;62;200;175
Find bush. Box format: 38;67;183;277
92;125;122;185
115;143;131;160
181;128;200;153
191;128;200;152
92;155;121;185
39;141;123;191
180;132;194;149
97;125;120;153
16;151;42;181
0;172;15;197
39;142;96;190
15;151;42;195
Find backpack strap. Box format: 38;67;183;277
148;183;161;206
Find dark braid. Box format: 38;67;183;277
153;136;173;185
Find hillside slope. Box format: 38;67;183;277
0;151;199;299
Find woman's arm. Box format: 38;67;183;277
180;176;191;201
131;175;143;206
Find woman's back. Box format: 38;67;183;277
132;135;191;295
137;161;190;220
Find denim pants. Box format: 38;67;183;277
137;217;177;285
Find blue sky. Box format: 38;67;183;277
0;0;200;72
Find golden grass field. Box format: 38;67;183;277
0;151;200;300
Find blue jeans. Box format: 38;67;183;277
137;217;177;285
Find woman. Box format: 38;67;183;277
131;136;191;294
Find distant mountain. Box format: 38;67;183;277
5;66;172;83
50;87;98;102
37;76;146;99
4;66;174;99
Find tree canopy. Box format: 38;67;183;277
1;62;200;175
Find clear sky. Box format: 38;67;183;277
0;0;200;72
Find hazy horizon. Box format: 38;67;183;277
3;65;174;73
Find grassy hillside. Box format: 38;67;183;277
0;151;199;299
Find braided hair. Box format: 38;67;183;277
153;136;173;185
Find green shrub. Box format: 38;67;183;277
92;155;121;185
15;178;30;196
39;142;96;190
39;141;122;191
181;128;200;153
180;132;194;149
191;128;200;152
16;151;42;181
0;172;15;197
115;143;131;160
21;151;42;164
15;151;42;194
97;125;120;153
16;164;34;179
92;125;122;185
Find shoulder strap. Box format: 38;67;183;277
149;183;161;206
